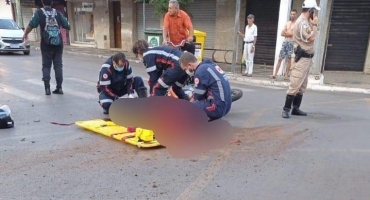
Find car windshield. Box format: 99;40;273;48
0;19;21;30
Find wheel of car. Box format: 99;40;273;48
23;51;30;55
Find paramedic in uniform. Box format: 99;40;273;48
179;52;232;121
238;14;258;77
98;52;148;114
281;0;320;118
132;39;190;100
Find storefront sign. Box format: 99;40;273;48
81;2;93;12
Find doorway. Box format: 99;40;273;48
245;0;280;65
112;1;122;49
324;0;370;71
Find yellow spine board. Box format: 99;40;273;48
75;119;161;148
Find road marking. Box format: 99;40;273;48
64;77;97;87
0;83;45;102
175;109;266;200
23;79;97;100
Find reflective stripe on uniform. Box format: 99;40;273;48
158;78;169;88
146;66;157;73
100;99;114;103
101;64;110;68
100;80;111;85
207;68;225;102
127;73;133;79
175;81;184;87
194;88;206;95
143;50;180;61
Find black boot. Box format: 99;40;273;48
282;94;295;118
291;94;307;116
52;88;63;94
136;87;148;98
53;81;63;94
44;82;51;95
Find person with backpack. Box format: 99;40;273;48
22;0;70;95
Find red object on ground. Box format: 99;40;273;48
127;127;136;132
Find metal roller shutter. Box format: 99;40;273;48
246;0;280;65
324;0;370;71
186;0;216;49
136;2;161;41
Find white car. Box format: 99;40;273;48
0;17;30;55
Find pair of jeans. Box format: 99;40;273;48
41;48;63;88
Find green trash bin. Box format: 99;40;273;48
144;28;163;47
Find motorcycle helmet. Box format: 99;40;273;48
0;105;14;129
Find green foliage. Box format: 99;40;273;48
135;0;194;16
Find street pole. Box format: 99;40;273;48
143;1;146;33
311;0;332;75
15;0;23;28
231;0;241;75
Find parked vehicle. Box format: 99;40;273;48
0;18;30;55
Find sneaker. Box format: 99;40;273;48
52;88;64;94
103;109;109;115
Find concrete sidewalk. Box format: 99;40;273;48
31;43;370;94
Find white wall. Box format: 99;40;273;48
0;2;13;19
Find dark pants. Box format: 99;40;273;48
129;76;147;95
181;42;196;55
41;48;63;88
193;100;231;120
99;76;147;110
151;67;189;99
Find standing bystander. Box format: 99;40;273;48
271;9;298;80
162;0;196;54
238;14;258;77
22;0;70;95
281;0;320;118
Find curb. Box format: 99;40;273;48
226;74;370;94
33;46;139;62
32;46;370;95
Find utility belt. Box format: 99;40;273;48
294;45;314;62
245;41;254;44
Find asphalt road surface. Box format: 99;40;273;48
1;51;370;200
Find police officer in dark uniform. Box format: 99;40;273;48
97;52;148;114
179;52;232;120
132;39;190;100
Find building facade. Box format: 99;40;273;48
15;0;369;74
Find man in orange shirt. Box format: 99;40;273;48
162;0;195;54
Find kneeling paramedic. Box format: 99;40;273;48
179;52;232;120
97;52;148;114
132;39;190;100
